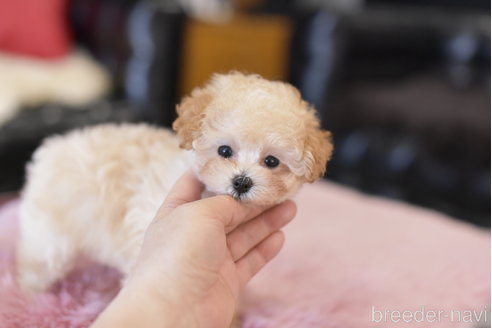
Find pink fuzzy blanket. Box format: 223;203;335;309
0;181;489;328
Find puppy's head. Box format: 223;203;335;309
173;72;333;206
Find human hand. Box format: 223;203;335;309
92;170;296;328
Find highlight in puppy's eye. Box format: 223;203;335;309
218;145;233;158
264;155;280;168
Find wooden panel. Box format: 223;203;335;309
179;15;292;96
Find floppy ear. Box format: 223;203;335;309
303;128;334;183
172;86;213;149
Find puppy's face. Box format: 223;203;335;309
173;72;333;206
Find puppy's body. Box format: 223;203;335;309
17;125;191;291
17;72;333;293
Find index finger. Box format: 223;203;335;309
194;195;267;233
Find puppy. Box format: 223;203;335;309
16;72;333;294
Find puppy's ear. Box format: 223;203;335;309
172;86;213;149
303;127;333;183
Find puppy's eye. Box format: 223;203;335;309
264;155;280;168
218;145;233;158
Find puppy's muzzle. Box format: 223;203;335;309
232;175;253;195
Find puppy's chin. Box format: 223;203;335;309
230;192;287;207
227;181;298;207
206;188;292;207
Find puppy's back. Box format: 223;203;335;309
22;123;184;229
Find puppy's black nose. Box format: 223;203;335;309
232;175;253;194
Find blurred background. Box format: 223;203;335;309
0;0;489;226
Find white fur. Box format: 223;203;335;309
16;73;332;294
17;124;191;291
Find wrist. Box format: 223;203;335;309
91;281;198;328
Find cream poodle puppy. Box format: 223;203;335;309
16;72;333;293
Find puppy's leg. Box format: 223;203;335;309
16;210;78;293
95;231;145;284
91;207;158;281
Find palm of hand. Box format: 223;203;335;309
129;171;295;328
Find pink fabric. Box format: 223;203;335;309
242;182;490;327
0;181;489;327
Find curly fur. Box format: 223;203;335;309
16;72;333;294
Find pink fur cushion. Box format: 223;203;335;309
0;181;489;327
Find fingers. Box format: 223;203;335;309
194;195;267;233
235;231;285;288
227;200;296;261
157;170;204;217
